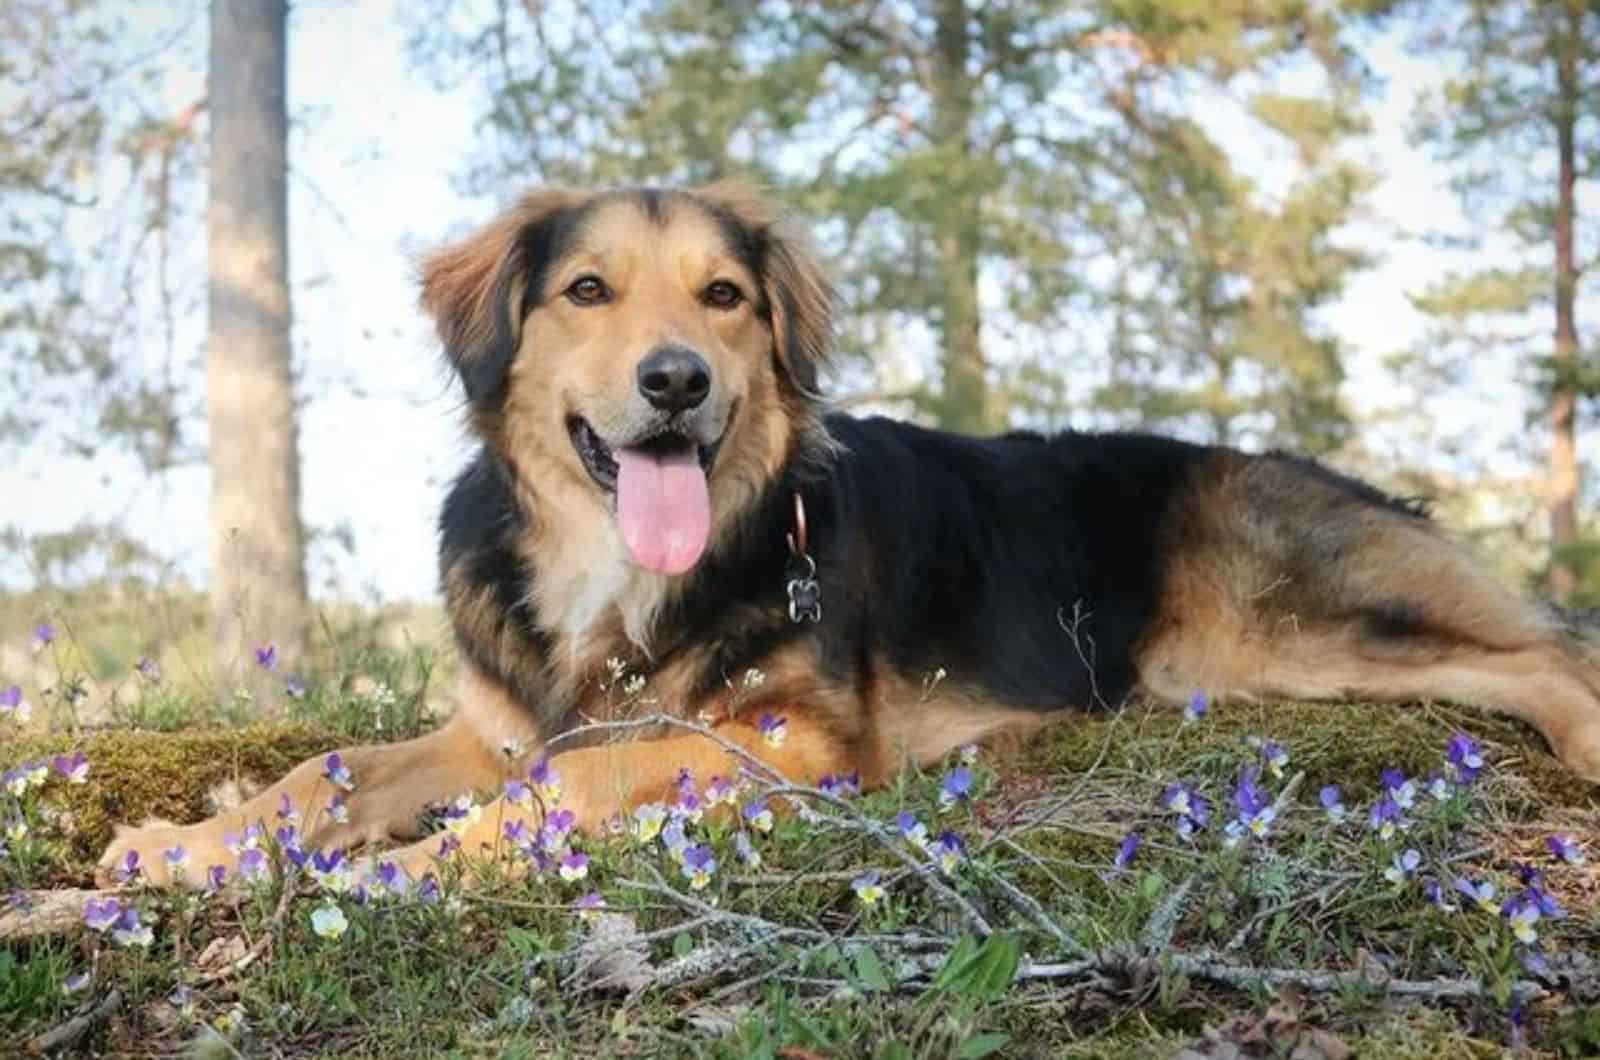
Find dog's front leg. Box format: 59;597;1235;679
380;708;859;888
95;713;523;888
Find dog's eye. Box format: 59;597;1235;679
565;276;610;306
702;280;743;310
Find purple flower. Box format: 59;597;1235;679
206;865;228;893
0;686;29;723
852;870;886;906
1224;768;1275;843
416;874;441;904
373;860;407;898
224;823;262;856
505;779;534;809
575;891;606;921
529;758;561;804
238;847;269;882
1368;796;1407;841
1422;877;1451;909
323;753;355;792
53;750;89;784
1424;774;1451;801
136;657;161;682
31;623;57;654
735;831;761;868
740;797;774;834
163;845;191;876
63;971;91;994
1162;783;1210;838
559;851;589;882
110;906;153;948
327;793;349;825
284;675;307;700
503;819;533;856
672;788;704;822
1514;862;1546;888
1319;785;1347;823
705;775;737;806
933;830;965;874
113;850;141;884
819;771;861;799
1548;834;1586;866
1261;742;1289;779
1113;831;1141;870
540;809;576;852
896;809;930;849
681;844;716;890
84;896;123;932
661;818;690;861
938;767;974;809
1381;768;1417;810
310;848;351;891
441;795;482;835
1162;782;1198;818
1446;733;1483;784
758;713;788;747
277;793;298;823
1183;692;1209;723
1502;891;1550;945
254;643;278;670
278;828;308;869
1453;876;1497;913
1383;848;1421;885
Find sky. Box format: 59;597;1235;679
0;2;1557;603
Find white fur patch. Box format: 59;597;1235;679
531;514;674;660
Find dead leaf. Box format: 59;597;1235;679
572;912;655;994
195;934;249;971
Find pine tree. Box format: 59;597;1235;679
413;0;1379;448
1406;0;1599;599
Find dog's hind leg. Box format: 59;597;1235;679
95;668;540;887
1135;451;1600;780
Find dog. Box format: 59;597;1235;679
100;182;1600;887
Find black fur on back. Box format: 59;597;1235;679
436;413;1254;725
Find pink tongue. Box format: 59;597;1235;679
616;445;711;575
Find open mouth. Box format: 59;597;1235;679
566;418;720;494
567;417;724;575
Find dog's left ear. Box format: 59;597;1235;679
697;181;835;398
420;188;583;403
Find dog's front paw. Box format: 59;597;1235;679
96;822;235;889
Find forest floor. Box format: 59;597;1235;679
2;622;1598;1058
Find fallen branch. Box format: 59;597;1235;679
29;988;122;1055
1;889;105;942
1012;948;1544;1005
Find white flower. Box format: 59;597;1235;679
310;903;349;940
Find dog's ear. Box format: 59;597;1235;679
420;188;584;403
696;181;834;398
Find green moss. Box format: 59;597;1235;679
1010;699;1599;810
3;725;339;876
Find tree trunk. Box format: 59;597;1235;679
929;0;994;435
206;0;307;684
1547;0;1582;600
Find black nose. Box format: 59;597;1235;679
636;345;711;412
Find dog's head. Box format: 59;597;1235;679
421;183;833;577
